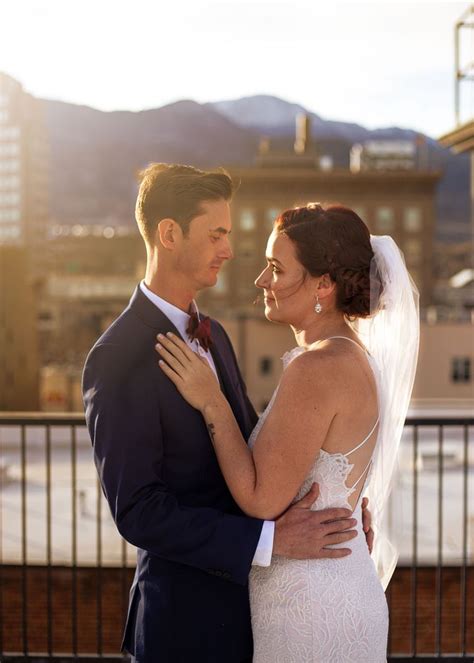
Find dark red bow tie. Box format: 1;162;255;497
186;311;213;351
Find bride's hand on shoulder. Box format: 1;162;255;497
155;333;222;411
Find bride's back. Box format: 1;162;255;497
291;336;380;512
318;336;379;510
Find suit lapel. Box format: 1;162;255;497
128;285;183;336
130;285;250;437
209;341;248;438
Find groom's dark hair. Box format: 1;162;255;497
135;163;234;243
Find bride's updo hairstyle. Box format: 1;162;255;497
274;203;382;319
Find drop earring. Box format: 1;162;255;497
315;294;322;314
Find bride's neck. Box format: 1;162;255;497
291;311;352;349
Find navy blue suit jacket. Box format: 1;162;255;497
82;286;264;663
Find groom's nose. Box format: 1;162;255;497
219;236;233;260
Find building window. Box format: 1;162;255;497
0;192;20;205
0;159;20;172
240;209;256;232
319;155;333;171
0;143;19;156
0;225;21;240
265;208;281;230
404;207;422;232
375;206;395;233
0;209;20;222
404;238;422;264
259;357;273;375
0;126;20;139
451;357;471;383
0;175;20;190
237;239;255;260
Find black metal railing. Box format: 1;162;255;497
0;412;472;662
0;413;131;662
386;417;473;660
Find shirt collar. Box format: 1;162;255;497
139;280;200;341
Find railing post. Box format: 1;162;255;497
96;475;103;657
460;423;469;656
46;424;53;656
20;425;28;656
411;424;419;657
435;424;443;655
71;425;78;660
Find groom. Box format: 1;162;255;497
82;163;370;663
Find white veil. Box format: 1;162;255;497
353;235;420;589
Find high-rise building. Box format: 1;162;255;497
0;245;39;410
0;72;49;252
0;73;48;410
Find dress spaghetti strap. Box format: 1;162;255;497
350;457;374;490
320;335;370;355
345;417;380;457
317;335;379;491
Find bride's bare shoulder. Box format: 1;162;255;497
283;341;364;390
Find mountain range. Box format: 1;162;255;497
42;94;470;242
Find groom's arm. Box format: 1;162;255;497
82;342;263;586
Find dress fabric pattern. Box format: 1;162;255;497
248;345;389;663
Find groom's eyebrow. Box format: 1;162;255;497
209;227;232;235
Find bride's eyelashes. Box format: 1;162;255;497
266;260;282;275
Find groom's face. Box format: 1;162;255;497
175;198;233;290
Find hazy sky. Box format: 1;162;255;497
0;0;471;137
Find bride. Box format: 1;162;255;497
156;203;419;662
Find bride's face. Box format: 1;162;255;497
255;230;319;325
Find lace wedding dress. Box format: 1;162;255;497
248;337;389;663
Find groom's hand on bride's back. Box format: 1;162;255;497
361;497;374;554
273;483;357;559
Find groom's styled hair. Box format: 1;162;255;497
135;163;234;243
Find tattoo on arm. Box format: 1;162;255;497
207;423;216;443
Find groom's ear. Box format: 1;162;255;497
156;218;182;250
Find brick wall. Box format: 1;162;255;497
1;566;131;655
387;566;474;655
1;565;473;656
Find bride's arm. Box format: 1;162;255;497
156;332;336;520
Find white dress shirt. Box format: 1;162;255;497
140;281;274;566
